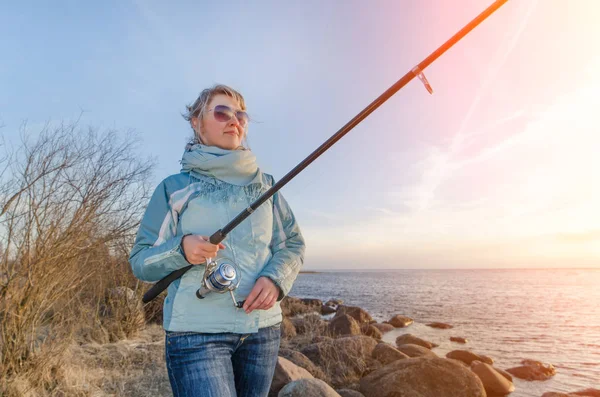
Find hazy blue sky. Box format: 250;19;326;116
1;1;599;269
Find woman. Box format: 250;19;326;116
129;84;305;397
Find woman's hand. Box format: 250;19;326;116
181;235;226;265
243;277;280;314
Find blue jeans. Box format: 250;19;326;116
165;324;281;397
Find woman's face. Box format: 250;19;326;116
192;94;247;150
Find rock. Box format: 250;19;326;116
326;299;344;307
388;314;414;328
395;334;437;349
446;350;493;366
271;356;313;395
301;298;323;308
281;296;301;317
300;336;378;387
506;359;556;381
328;314;362;337
372;342;410;365
335;305;373;324
396;344;438;358
360;324;382;340
291;314;326;335
363;357;384;378
450;336;468;344
278;349;327;380
312;336;333;344
494;367;513;382
300;335;378;368
480;354;494;365
470;361;515;396
278;378;340;397
281;317;297;339
359;357;486;397
426;322;453;329
282;296;320;317
371;323;394;333
322;305;336;314
336;389;365;397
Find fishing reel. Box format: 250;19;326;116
196;259;245;308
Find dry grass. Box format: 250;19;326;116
4;325;170;397
0;122;155;396
61;325;170;397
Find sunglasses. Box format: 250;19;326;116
207;105;249;127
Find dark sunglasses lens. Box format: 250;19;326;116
236;111;249;126
213;105;233;122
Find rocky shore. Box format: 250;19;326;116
274;296;599;397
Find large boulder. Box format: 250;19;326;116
335;305;373;324
281;296;302;317
291;314;327;335
372;342;410;365
446;350;493;366
470;361;515;396
336;390;365;397
301;298;323;311
300;336;378;387
281;296;320;317
395;334;437;349
325;299;344;308
450;336;468;344
281;317;297;339
322;305;337;314
371;323;394;334
359;357;486;397
278;378;340;397
328;314;361;337
388;315;413;328
396;344;438;358
506;359;556;381
494;367;513;382
360;324;383;340
270;356;313;395
312;336;334;344
278;348;327;380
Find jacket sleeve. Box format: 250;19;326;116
129;181;190;282
258;187;306;300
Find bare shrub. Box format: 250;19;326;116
0;120;154;394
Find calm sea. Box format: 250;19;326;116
289;268;600;397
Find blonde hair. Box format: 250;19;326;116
183;84;249;149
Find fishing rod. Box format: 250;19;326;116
142;0;510;304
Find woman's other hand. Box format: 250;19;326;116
181;235;226;264
243;277;280;314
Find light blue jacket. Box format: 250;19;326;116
129;144;305;333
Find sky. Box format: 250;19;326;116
1;1;599;269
